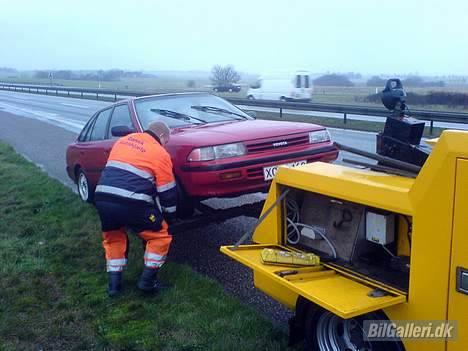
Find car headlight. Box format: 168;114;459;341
187;143;247;161
309;129;330;144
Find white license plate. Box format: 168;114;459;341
263;160;307;181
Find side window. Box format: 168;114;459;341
78;116;96;142
108;104;134;138
296;75;301;88
89;108;112;141
304;75;310;88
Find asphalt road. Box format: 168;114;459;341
0;90;383;327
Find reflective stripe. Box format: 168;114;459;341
144;252;166;261
145;261;164;268
157;181;176;192
162;205;177;213
106;160;154;181
107;265;124;272
106;258;127;272
95;185;154;203
108;258;128;266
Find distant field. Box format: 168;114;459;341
2;74;468;112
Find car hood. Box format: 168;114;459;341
169;119;324;146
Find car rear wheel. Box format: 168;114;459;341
77;169;94;203
306;309;404;351
280;96;287;102
247;95;255;100
213;88;218;92
228;88;233;92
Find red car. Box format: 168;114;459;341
66;93;338;216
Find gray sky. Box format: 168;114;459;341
1;0;467;75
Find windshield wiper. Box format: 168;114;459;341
191;105;248;120
150;108;206;124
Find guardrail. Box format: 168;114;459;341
2;82;468;134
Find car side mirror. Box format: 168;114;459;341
111;126;135;137
245;110;257;118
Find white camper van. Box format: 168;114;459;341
246;71;313;102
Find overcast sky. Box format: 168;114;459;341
1;0;467;76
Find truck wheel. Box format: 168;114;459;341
305;309;404;351
280;96;287;102
76;169;94;203
176;183;195;218
247;95;255;100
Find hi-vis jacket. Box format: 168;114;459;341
95;131;177;216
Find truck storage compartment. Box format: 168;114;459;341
221;244;406;319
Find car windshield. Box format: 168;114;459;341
134;94;252;129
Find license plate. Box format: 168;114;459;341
263;160;307;181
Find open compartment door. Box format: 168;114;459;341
221;244;406;319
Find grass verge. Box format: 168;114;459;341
0;142;289;351
254;111;445;137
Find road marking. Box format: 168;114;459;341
61;102;88;108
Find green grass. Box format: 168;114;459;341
254;111;445;137
0;143;289;351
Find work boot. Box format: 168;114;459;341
108;271;122;297
137;267;161;293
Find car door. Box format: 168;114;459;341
77;107;114;185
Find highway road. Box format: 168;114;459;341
0;90;395;326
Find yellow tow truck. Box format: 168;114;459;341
221;80;468;350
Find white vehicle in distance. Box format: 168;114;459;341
246;71;313;102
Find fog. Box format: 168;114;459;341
1;0;467;75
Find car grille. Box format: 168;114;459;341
246;134;309;154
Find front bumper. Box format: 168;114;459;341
179;145;338;198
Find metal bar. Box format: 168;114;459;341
335;141;422;174
430;120;434;135
344;112;347;124
280;107;283;118
114;93;117;102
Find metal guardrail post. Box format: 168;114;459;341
96;92;99;100
344;113;347;124
56;89;58;96
430;120;434;135
81;91;83;98
114;93;117;102
280;107;283;118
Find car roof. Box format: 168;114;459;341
132;91;212;102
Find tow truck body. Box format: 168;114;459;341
221;130;468;350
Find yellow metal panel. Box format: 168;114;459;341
252;181;283;244
275;162;414;215
221;245;406;319
447;159;468;351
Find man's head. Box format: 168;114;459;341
146;121;170;145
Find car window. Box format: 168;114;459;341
134;94;252;129
89;108;112;141
304;75;310;88
108;104;133;138
78;115;96;142
296;75;301;88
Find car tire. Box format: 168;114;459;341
228;88;233;92
76;168;94;203
213;88;218;92
247;95;255;100
305;307;405;351
280;96;287;102
176;182;195;218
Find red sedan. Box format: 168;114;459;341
66;93;338;216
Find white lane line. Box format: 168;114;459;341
61;102;89;108
0;101;85;133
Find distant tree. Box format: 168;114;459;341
54;70;73;80
35;70;49;79
366;76;387;87
0;67;17;73
313;74;354;87
403;75;424;87
345;72;362;80
187;80;196;88
210;65;241;86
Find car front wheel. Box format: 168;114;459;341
77;169;94;203
176;182;195;218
